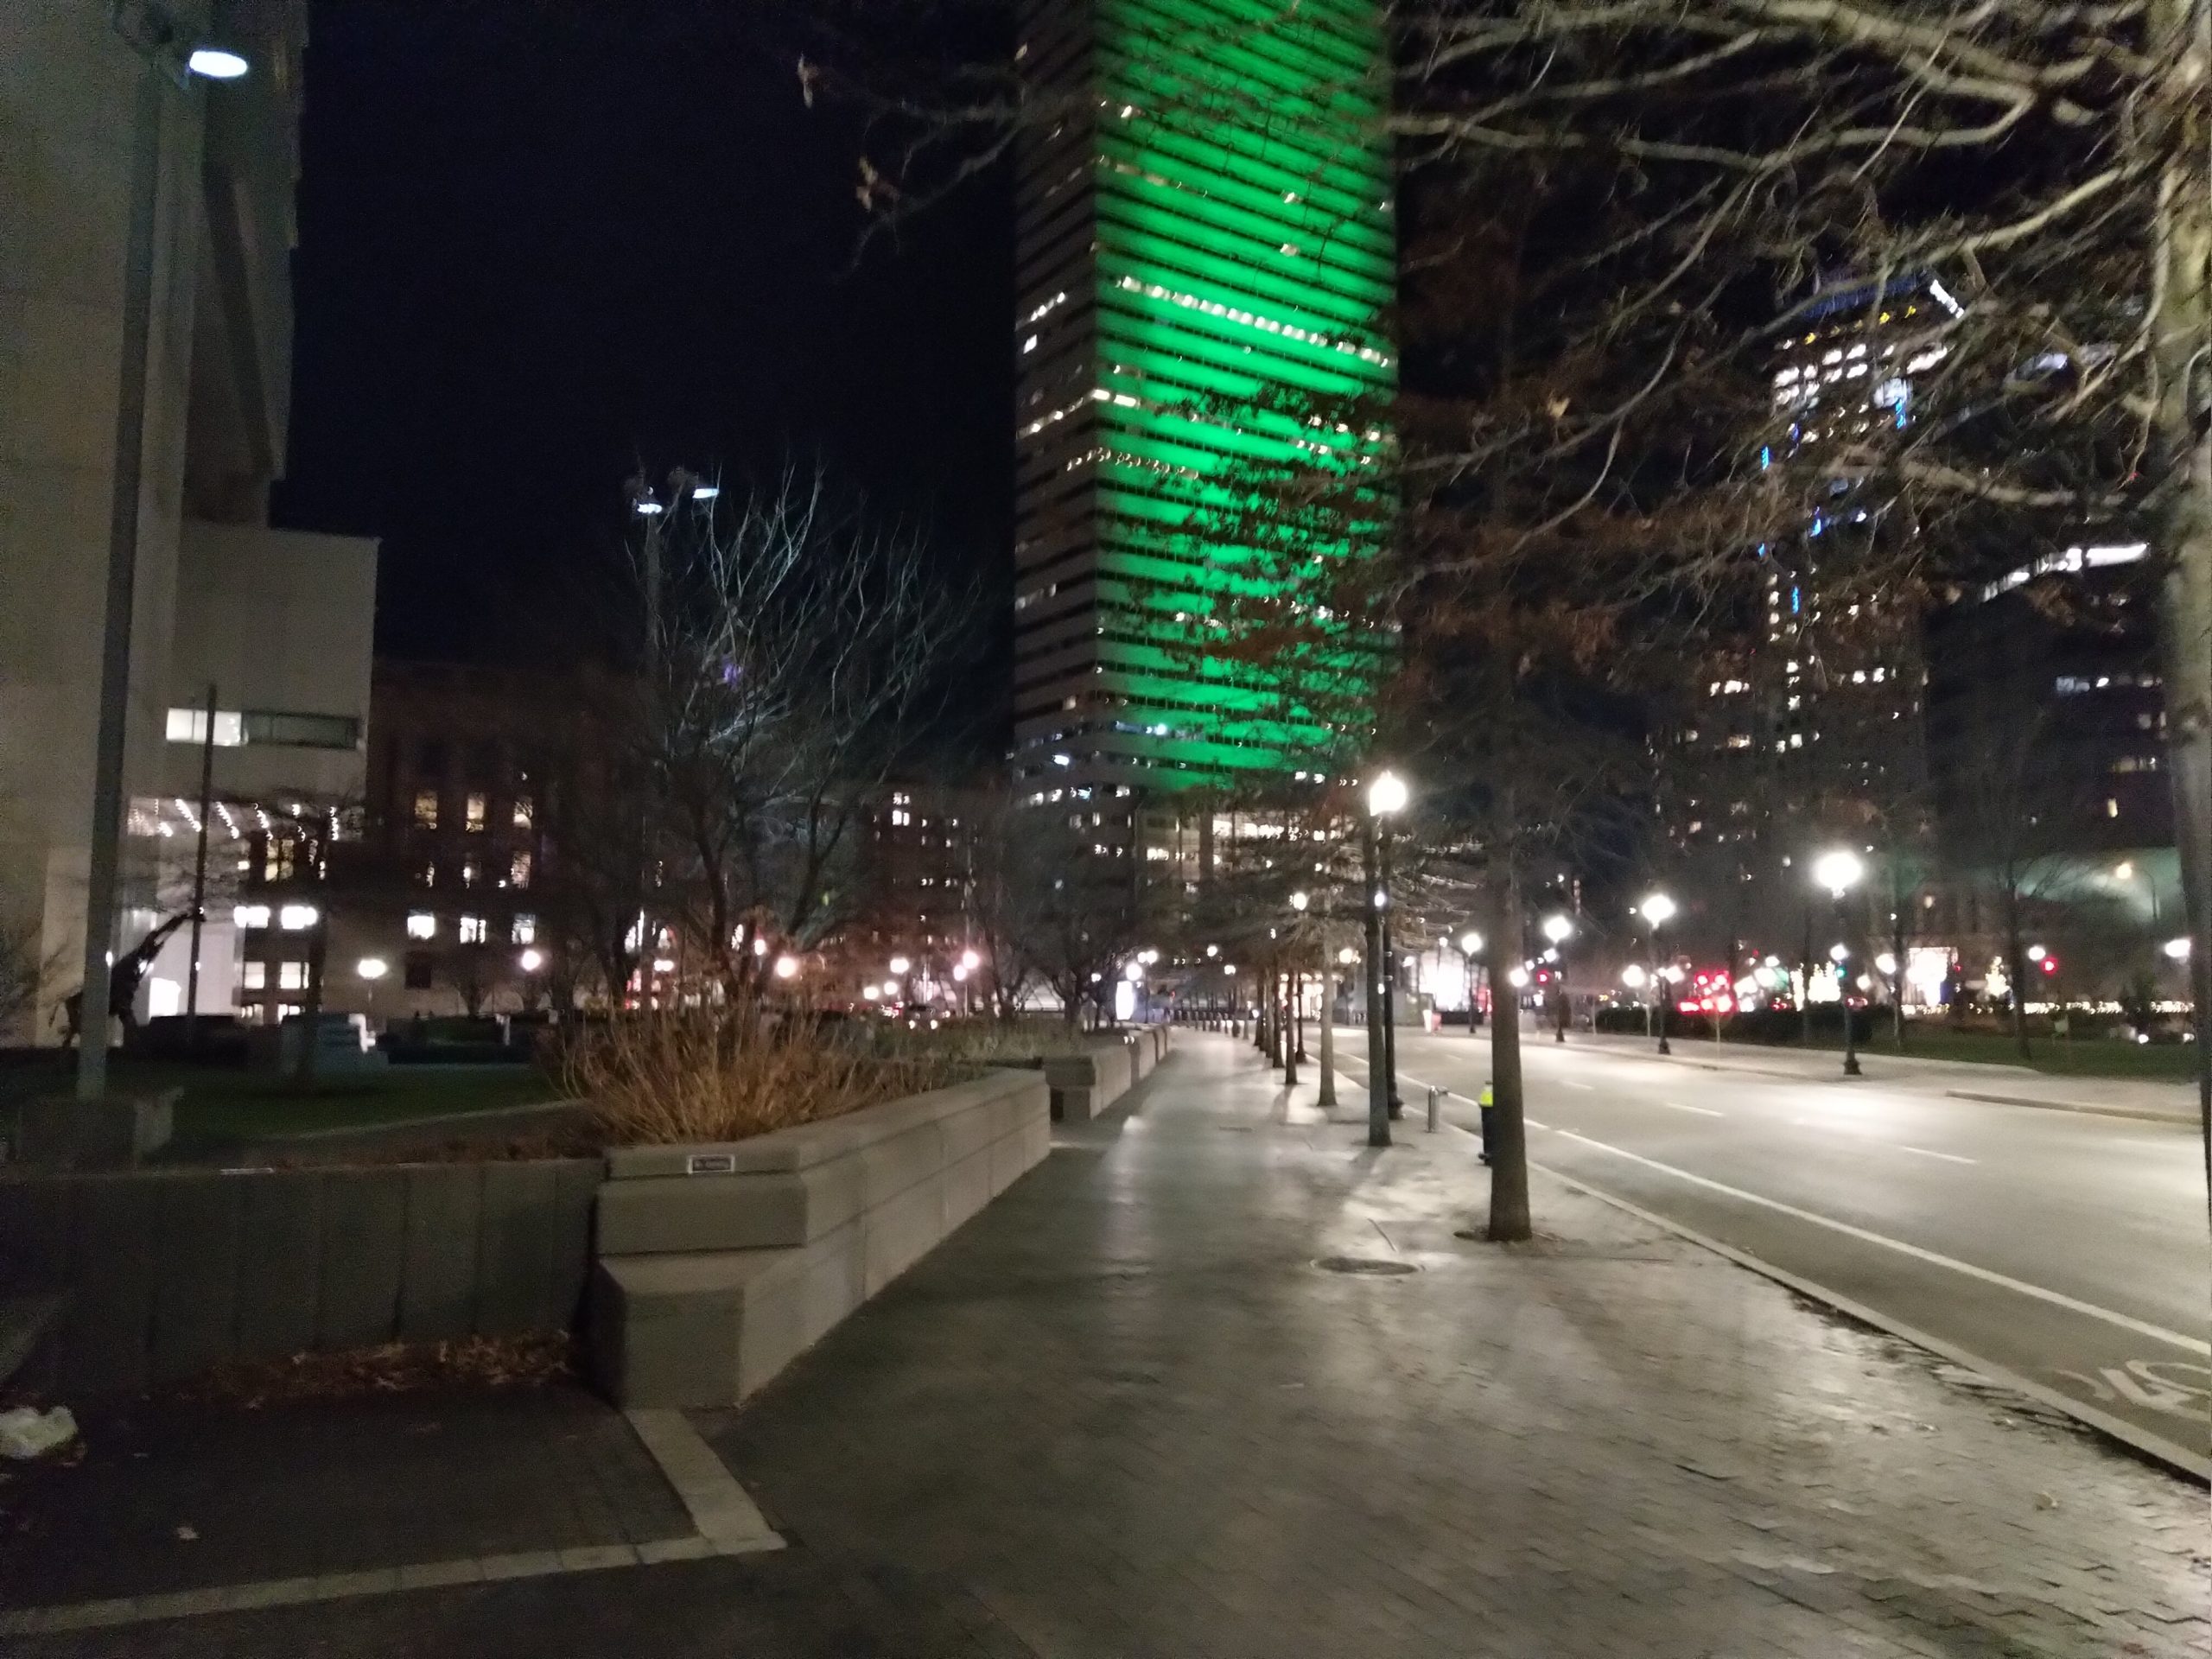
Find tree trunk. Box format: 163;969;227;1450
2145;0;2212;1188
1488;848;1531;1242
1317;917;1337;1107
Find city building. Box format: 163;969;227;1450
1008;0;1396;861
1;1;378;1042
841;783;982;1006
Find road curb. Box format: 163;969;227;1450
1529;1160;2212;1486
1941;1089;2195;1126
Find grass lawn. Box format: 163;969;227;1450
1802;1026;2199;1081
0;1058;566;1145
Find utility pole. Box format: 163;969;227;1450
1316;910;1337;1107
1378;823;1400;1117
73;56;165;1104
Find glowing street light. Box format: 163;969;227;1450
2164;937;2192;962
1289;890;1309;912
1507;966;1530;988
1459;931;1482;956
1811;850;1866;1075
773;955;799;981
1620;964;1647;988
952;964;969;982
186;46;251;79
518;948;544;973
1812;849;1866;897
1367;770;1408;817
1338;945;1358;966
862;985;880;1001
960;948;982;971
356;957;388;982
1638;893;1676;1054
1541;915;1573;944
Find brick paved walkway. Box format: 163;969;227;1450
709;1031;2208;1658
5;1031;2204;1656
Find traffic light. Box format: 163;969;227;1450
2040;956;2059;976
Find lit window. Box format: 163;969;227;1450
419;861;436;888
264;841;296;881
509;850;531;888
2107;798;2120;818
278;961;308;991
165;708;245;747
512;796;533;830
512;914;536;945
459;915;487;944
465;793;486;830
241;962;266;990
233;905;270;930
406;912;437;940
413;790;439;829
461;856;480;887
277;904;319;931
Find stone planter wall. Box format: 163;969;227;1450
1046;1027;1169;1121
588;1066;1051;1409
0;1160;600;1395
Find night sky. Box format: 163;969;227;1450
272;2;1014;669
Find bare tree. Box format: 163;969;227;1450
643;467;973;1008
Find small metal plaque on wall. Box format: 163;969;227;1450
685;1153;736;1176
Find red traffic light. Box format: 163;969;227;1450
2040;957;2059;975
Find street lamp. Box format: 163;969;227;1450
2164;937;2192;962
1459;930;1484;1035
773;955;800;982
1541;915;1573;1043
1639;893;1677;1054
1363;770;1408;1141
888;955;912;977
1812;849;1866;1076
1285;891;1310;1078
75;6;256;1104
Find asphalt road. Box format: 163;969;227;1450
1335;1025;2211;1474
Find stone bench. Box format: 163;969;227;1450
589;1066;1050;1408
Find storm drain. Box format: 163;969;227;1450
1313;1255;1418;1276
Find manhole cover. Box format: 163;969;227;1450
1313;1255;1418;1276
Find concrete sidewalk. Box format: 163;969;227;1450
5;1031;2203;1656
1473;1023;2200;1122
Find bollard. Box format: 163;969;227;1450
1427;1084;1446;1133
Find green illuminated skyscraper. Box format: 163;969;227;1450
1011;0;1396;857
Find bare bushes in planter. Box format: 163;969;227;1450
557;1014;970;1147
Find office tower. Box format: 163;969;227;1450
1010;0;1395;861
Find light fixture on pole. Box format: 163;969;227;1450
1459;930;1483;1035
1811;849;1866;1076
1638;893;1676;1055
1541;915;1574;1043
1364;770;1408;1136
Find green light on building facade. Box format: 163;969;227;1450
1086;0;1395;785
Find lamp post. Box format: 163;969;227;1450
1353;774;1407;1150
1368;771;1408;1134
1459;931;1483;1035
1639;893;1677;1054
1621;963;1649;1040
1287;891;1309;1085
1813;849;1866;1077
75;10;250;1103
1542;914;1573;1042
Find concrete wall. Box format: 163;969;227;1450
0;1157;598;1396
591;1067;1051;1408
1046;1028;1170;1121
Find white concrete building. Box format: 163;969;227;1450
1;1;375;1042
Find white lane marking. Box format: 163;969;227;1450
1897;1145;1975;1165
1548;1129;2209;1355
1658;1100;1725;1117
1562;1080;1595;1091
1526;1117;1549;1130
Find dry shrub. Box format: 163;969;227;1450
557;1013;973;1147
